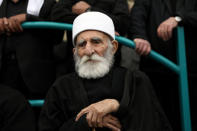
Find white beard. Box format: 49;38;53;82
74;45;114;79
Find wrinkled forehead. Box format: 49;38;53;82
75;30;112;45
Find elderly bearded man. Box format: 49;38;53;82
39;12;172;131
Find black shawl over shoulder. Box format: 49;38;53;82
39;67;172;131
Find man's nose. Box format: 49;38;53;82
84;42;94;56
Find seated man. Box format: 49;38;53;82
39;12;172;131
0;85;36;131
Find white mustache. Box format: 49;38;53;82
80;54;104;65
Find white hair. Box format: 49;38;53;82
74;39;114;79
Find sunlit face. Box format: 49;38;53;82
73;30;118;79
75;30;110;60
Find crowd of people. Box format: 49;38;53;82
0;0;196;131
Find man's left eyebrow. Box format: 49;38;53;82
91;37;103;41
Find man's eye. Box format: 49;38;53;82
77;41;86;47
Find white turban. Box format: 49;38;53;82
72;12;115;46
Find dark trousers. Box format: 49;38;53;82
143;71;181;131
188;74;197;131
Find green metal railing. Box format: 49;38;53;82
23;22;191;131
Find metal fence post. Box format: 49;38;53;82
177;27;192;131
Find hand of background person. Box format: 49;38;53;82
75;99;120;128
9;13;26;23
12;0;19;3
72;1;91;15
8;14;26;33
157;17;178;41
115;32;120;36
2;14;26;35
2;17;12;35
0;18;6;35
134;38;151;55
102;114;122;131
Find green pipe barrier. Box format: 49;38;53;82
23;22;179;74
115;36;180;74
23;22;191;131
29;100;44;107
22;21;73;30
177;27;191;131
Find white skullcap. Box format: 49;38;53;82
72;11;115;46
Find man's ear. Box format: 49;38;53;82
111;40;118;54
73;48;76;54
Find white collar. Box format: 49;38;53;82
27;0;44;16
0;0;44;16
0;0;3;6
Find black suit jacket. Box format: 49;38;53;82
128;0;197;73
51;0;129;36
0;0;60;98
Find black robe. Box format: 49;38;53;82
39;67;172;131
